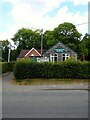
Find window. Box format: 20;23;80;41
62;54;70;61
54;53;58;61
50;53;58;62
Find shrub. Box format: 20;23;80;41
0;57;5;62
0;62;2;75
14;59;36;79
0;62;15;75
7;62;15;71
14;59;90;79
1;62;8;74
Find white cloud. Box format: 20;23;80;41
0;0;89;41
43;7;88;35
7;0;67;30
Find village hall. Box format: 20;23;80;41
18;41;77;62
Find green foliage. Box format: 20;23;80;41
14;60;90;79
79;33;90;60
11;28;42;60
0;40;18;62
12;28;41;52
53;22;82;44
14;59;36;79
7;62;15;71
0;62;15;74
10;23;90;61
0;40;9;62
11;23;82;56
0;57;6;62
10;49;19;61
43;30;56;49
0;62;2;74
0;62;8;74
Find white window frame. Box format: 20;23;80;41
50;53;58;62
62;53;70;61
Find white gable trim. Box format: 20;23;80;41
25;47;41;57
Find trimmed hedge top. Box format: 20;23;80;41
14;59;90;79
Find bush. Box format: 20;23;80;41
14;59;37;79
1;62;8;74
14;59;90;79
0;57;5;62
7;62;15;71
0;62;15;75
0;62;2;75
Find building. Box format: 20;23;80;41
43;42;77;62
17;47;41;60
18;42;77;62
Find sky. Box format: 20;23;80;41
0;0;90;43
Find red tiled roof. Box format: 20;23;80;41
18;49;46;58
18;50;29;58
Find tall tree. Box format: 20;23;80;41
0;40;9;61
53;22;82;45
11;23;83;60
12;28;41;55
79;33;90;61
43;30;56;49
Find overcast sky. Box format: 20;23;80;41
0;0;90;41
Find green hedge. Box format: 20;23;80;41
0;62;15;75
14;59;90;79
0;57;5;62
7;62;15;71
0;62;8;74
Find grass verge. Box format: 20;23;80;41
12;78;89;85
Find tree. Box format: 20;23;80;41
10;49;18;61
0;40;9;61
53;22;82;45
12;28;41;55
11;23;84;60
0;40;18;62
79;33;90;61
43;30;57;49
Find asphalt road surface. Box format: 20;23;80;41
2;72;88;118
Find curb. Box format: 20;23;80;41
41;88;89;91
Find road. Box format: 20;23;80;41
2;72;88;118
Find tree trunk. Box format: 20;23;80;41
82;54;85;61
